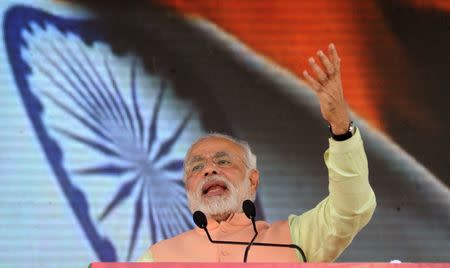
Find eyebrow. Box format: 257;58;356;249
188;155;204;164
187;151;230;164
214;151;229;158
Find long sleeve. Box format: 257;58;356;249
288;128;376;262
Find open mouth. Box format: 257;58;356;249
201;180;228;197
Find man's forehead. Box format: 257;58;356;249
187;137;245;159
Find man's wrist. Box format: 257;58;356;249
329;118;351;134
329;121;355;141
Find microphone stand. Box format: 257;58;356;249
194;207;307;263
243;216;258;262
202;226;307;262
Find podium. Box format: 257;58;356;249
90;263;450;268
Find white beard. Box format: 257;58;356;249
187;173;255;220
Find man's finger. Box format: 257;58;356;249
308;57;327;83
317;50;335;75
303;70;322;92
328;43;341;71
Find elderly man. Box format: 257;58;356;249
139;44;376;262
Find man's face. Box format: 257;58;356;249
184;137;259;219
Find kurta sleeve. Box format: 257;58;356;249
288;128;376;262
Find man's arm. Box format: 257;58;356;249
289;128;376;262
288;44;376;262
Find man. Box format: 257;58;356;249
139;44;376;262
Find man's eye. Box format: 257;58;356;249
217;159;231;165
191;164;203;172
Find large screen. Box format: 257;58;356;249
0;1;449;267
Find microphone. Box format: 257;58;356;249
243;199;256;219
193;211;207;229
193;204;308;263
242;200;258;262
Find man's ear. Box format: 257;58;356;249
248;169;260;192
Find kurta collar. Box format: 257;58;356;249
194;212;252;234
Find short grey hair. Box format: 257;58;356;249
183;133;257;178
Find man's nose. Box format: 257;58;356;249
203;162;218;177
204;170;218;177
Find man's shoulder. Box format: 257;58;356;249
257;219;291;238
261;219;290;230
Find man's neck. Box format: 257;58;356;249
211;213;232;223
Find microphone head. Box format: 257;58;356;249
242;200;256;219
193;211;208;229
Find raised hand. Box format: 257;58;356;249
302;44;351;135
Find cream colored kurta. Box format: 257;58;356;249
139;129;376;262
